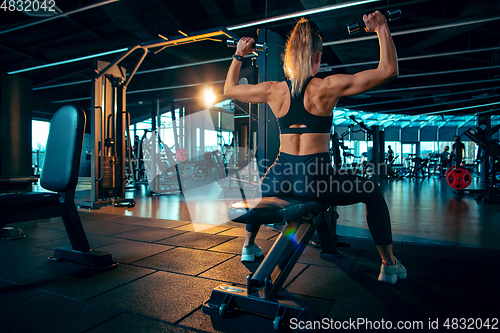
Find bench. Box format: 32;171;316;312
203;196;346;331
0;105;116;269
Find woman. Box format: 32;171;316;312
224;11;406;284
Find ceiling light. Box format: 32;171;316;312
203;87;217;108
227;0;380;30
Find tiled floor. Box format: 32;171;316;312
1;177;499;332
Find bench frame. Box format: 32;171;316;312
0;105;116;269
203;199;344;331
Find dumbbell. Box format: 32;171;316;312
347;8;402;34
226;39;267;51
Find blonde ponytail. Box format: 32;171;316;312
283;18;323;96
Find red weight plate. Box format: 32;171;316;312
446;168;472;189
176;148;188;162
445;165;456;177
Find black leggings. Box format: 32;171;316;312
247;152;392;246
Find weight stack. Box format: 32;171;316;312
101;156;121;189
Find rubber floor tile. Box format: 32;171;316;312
0;292;120;333
133;247;233;275
87;313;196;333
22;263;155;301
90;271;221;323
156;231;235;250
286;265;397;309
95;239;174;264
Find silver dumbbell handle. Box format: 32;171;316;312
347;8;402;34
226;39;267;51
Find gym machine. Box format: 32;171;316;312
453;123;500;202
80;27;240;208
330;132;348;170
80;60;136;209
348;115;387;182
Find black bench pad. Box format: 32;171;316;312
0;192;59;210
228;196;330;224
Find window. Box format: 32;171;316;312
204;130;218;152
32;120;50;175
32;120;50;151
402;143;416;166
420;142;438;158
385;141;401;164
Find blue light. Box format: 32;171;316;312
227;0;380;30
7;48;128;75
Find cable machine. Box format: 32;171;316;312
79;28;239;209
348;115;386;182
81;60;136;209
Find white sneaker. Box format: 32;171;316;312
241;244;263;262
378;257;407;284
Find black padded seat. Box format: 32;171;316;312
0;192;59;210
228;197;330;224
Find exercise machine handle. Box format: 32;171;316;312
226;39;267;51
347;8;402;34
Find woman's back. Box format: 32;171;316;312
267;77;338;155
223;12;397;156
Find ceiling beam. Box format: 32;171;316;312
380;95;500;114
9;4;500;75
345;87;497;109
371;77;500;95
404;4;490;54
324;15;500;46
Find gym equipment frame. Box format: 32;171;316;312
81;27;239;209
203;197;345;331
0;105;116;269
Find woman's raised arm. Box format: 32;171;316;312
224;37;277;104
328;10;398;98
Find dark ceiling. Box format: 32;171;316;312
1;0;500;122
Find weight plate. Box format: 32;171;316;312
176;148;188;162
446;168;472;189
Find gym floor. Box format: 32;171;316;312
1;177;499;332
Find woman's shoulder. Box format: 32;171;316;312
308;76;340;93
269;80;289;94
312;74;347;86
307;76;342;98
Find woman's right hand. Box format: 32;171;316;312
363;10;388;32
236;37;255;57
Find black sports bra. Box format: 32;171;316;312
278;76;333;134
